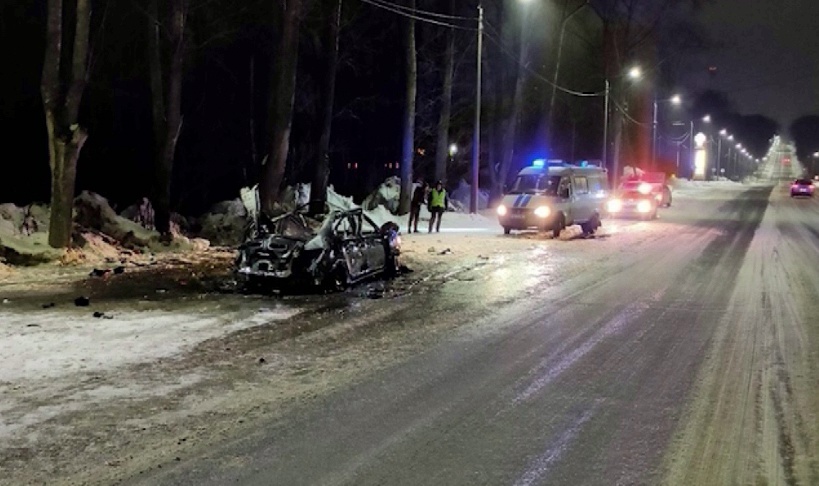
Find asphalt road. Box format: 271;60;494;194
133;179;819;485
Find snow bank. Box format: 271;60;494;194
363;176;401;213
450;179;490;211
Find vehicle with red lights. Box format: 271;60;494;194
606;189;659;220
619;172;672;208
790;178;814;197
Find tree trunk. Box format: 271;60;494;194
433;0;455;184
260;0;303;215
41;0;91;249
309;0;343;216
397;0;417;215
499;21;528;197
154;0;187;235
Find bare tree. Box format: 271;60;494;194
433;0;455;183
309;0;343;215
260;0;304;215
41;0;92;249
148;0;188;237
397;0;417;215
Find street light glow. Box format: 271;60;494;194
628;66;642;80
703;115;712;123
728;135;734;141
719;129;727;136
449;143;458;156
671;94;682;105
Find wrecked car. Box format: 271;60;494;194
235;207;401;291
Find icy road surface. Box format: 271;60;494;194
122;187;817;483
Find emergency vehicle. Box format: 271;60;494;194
619;172;672;207
497;160;610;237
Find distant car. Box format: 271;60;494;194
790;179;814;197
606;190;659;220
235;207;401;292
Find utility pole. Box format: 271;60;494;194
651;99;658;170
603;79;609;174
470;4;483;214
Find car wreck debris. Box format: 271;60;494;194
235;207;401;291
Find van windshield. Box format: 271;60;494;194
509;175;561;195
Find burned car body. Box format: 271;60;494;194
235;207;401;290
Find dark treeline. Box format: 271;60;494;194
3;0;721;247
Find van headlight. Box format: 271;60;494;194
497;205;508;216
607;199;623;213
534;206;551;218
637;200;653;213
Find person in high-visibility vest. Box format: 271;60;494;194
427;181;448;233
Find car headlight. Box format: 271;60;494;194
638;182;652;195
637;200;653;213
534;206;551;218
607;199;623;212
497;205;508;216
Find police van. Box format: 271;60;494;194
496;159;610;237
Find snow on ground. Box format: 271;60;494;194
0;306;300;383
0;302;304;445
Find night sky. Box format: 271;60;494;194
683;0;819;127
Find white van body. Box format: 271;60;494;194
496;161;610;237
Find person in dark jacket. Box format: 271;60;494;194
408;180;427;233
428;180;448;233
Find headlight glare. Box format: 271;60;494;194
637;200;653;213
607;199;623;213
534;206;551;218
497;205;508;216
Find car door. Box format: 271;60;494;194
334;213;365;280
360;214;386;272
571;175;591;222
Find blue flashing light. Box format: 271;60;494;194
532;158;546;168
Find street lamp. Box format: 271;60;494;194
605;65;643;187
449;143;458;157
651;93;682;169
702;114;712;123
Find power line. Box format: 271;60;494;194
482;29;604;98
359;0;477;31
364;0;477;21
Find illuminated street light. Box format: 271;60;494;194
728;135;734;141
671;94;682;105
702;115;712;123
719;129;727;136
628;66;642;80
449;143;458;156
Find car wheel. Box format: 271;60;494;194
503;226;511;235
552;214;565;239
324;263;349;292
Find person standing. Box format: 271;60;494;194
408;179;427;233
428;180;447;233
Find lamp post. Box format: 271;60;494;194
651;94;681;170
470;3;483;214
718;129;727;178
